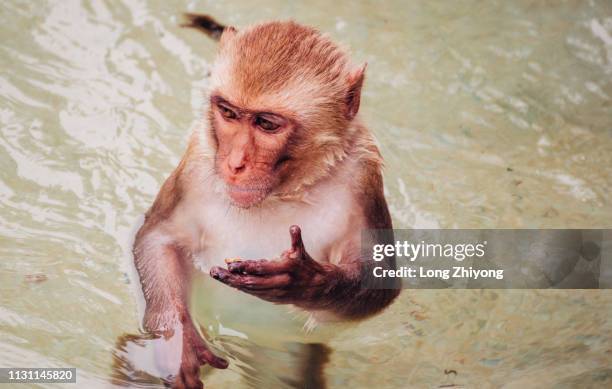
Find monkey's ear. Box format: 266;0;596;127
345;63;366;121
219;26;238;48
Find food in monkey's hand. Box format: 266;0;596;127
225;256;282;265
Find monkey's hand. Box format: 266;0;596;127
174;322;228;389
210;225;345;309
145;318;228;389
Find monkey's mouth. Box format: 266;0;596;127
226;184;270;208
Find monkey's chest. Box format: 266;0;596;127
193;200;349;271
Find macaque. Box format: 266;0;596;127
133;13;400;389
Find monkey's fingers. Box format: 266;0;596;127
195;346;228;369
168;361;200;389
227;259;292;275
289;225;306;255
179;364;202;389
210;267;291;290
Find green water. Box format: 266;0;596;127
1;0;611;388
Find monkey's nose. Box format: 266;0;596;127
227;153;247;175
228;161;246;175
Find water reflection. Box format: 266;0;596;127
112;331;331;388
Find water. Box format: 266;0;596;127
1;0;611;387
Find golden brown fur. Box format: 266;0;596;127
208;21;375;201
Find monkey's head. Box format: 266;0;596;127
207;21;366;208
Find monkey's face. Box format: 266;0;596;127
206;21;367;208
210;95;295;208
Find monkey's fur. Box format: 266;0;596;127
132;14;399;389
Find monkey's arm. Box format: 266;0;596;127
132;166;228;388
133;226;228;368
134;232;189;332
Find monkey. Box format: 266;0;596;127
131;14;400;389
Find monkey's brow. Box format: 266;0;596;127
210;94;287;121
210;95;240;110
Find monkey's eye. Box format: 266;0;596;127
218;104;237;119
254;116;280;132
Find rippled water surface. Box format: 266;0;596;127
1;1;611;388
